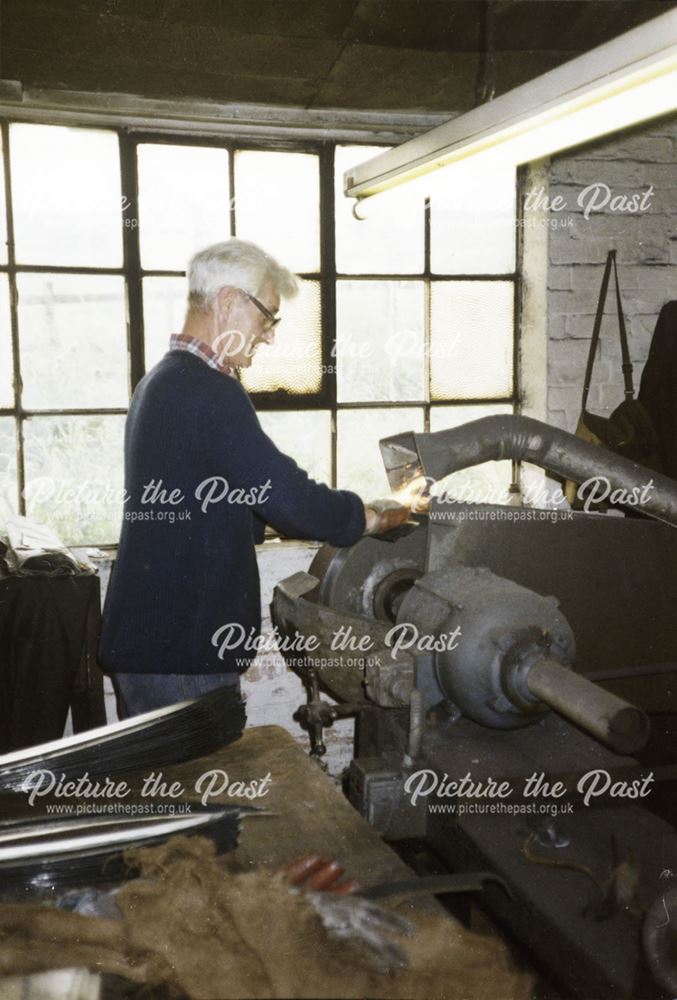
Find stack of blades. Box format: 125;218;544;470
0;807;242;893
0;685;246;792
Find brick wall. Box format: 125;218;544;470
546;116;677;431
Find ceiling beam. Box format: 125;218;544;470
0;83;454;143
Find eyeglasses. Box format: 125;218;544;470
242;291;281;330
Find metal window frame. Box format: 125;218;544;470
331;186;519;488
0;118;520;542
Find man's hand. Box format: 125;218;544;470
363;499;411;535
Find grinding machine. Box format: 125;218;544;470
272;415;677;998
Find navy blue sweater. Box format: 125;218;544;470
99;351;366;675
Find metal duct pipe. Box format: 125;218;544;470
381;415;677;528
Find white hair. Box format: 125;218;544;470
187;239;298;311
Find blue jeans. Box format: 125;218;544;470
113;673;242;720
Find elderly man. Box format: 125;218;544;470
99;239;408;718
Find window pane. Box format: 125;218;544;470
18;274;128;410
337;407;424;499
335;145;424;275
430;282;514;399
241;280;322;394
0;276;13;407
10;124;122;267
0;418;18;529
258;410;331;486
429;404;513;504
430;161;516;274
234;151;319;273
0;132;7;265
143;276;188;371
138;144;231;271
336;280;425;403
23;415;125;545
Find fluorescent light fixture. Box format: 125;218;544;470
344;9;677;201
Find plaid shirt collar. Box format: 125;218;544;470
169;334;234;377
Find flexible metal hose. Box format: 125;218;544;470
408;415;677;528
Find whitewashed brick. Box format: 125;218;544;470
548;315;567;339
549;339;602;384
548;265;573;290
537;122;674;465
555;136;674;163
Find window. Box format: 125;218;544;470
0;123;518;544
333;147;517;500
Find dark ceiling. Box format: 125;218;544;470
1;0;675;114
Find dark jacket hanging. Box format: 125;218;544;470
639;301;677;481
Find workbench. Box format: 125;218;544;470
157;724;439;900
1;723;459;999
0;723;444;909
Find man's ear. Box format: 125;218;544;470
216;285;237;318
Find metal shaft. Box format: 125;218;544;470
527;658;651;754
